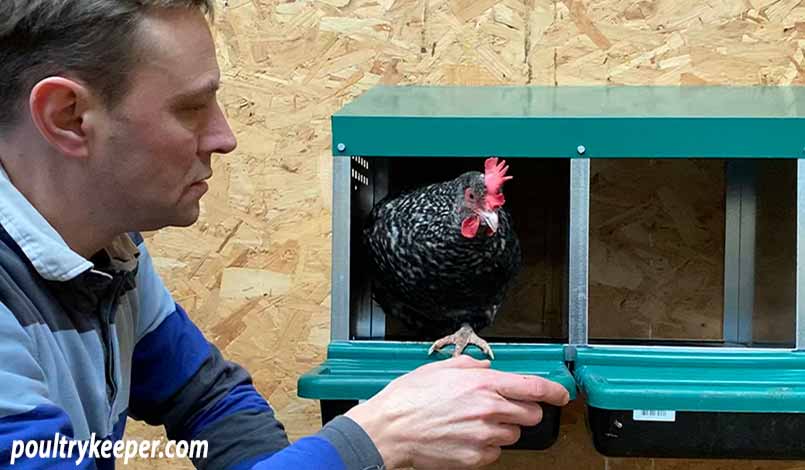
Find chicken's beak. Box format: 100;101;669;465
478;210;499;233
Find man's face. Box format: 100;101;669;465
90;8;236;231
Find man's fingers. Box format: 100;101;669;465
477;446;503;467
487;399;544;427
491;373;570;406
485;424;522;447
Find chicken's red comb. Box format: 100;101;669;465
484;157;512;196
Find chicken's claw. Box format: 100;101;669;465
428;323;495;360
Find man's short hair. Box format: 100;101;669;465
0;0;214;131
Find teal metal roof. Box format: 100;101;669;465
575;347;805;413
332;85;805;158
336;86;805;118
298;341;576;401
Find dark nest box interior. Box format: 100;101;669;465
349;156;570;343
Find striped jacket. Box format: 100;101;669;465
0;165;383;469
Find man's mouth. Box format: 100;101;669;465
190;173;213;186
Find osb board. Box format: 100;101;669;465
122;0;805;468
588;159;726;341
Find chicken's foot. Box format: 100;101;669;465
427;323;495;360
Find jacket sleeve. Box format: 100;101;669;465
127;235;384;470
0;302;96;469
244;416;385;470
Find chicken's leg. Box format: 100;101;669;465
428;323;495;359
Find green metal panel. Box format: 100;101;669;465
332;85;805;158
575;347;805;413
298;341;577;401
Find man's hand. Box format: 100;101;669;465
344;355;570;469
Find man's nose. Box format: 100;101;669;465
204;101;237;156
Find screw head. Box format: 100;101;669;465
577;145;586;155
336;143;346;152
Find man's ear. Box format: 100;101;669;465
29;77;94;159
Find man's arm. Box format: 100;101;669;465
129;235;570;469
128;235;384;469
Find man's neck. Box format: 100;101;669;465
0;142;119;259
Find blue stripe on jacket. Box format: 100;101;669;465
130;304;210;405
242;437;345;470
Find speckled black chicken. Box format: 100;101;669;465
363;158;521;359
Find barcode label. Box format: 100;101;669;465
633;409;676;422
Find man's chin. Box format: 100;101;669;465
172;208;202;228
137;207;201;232
171;216;199;228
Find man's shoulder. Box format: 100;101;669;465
0;225;52;330
0;225;39;289
0;225;31;272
